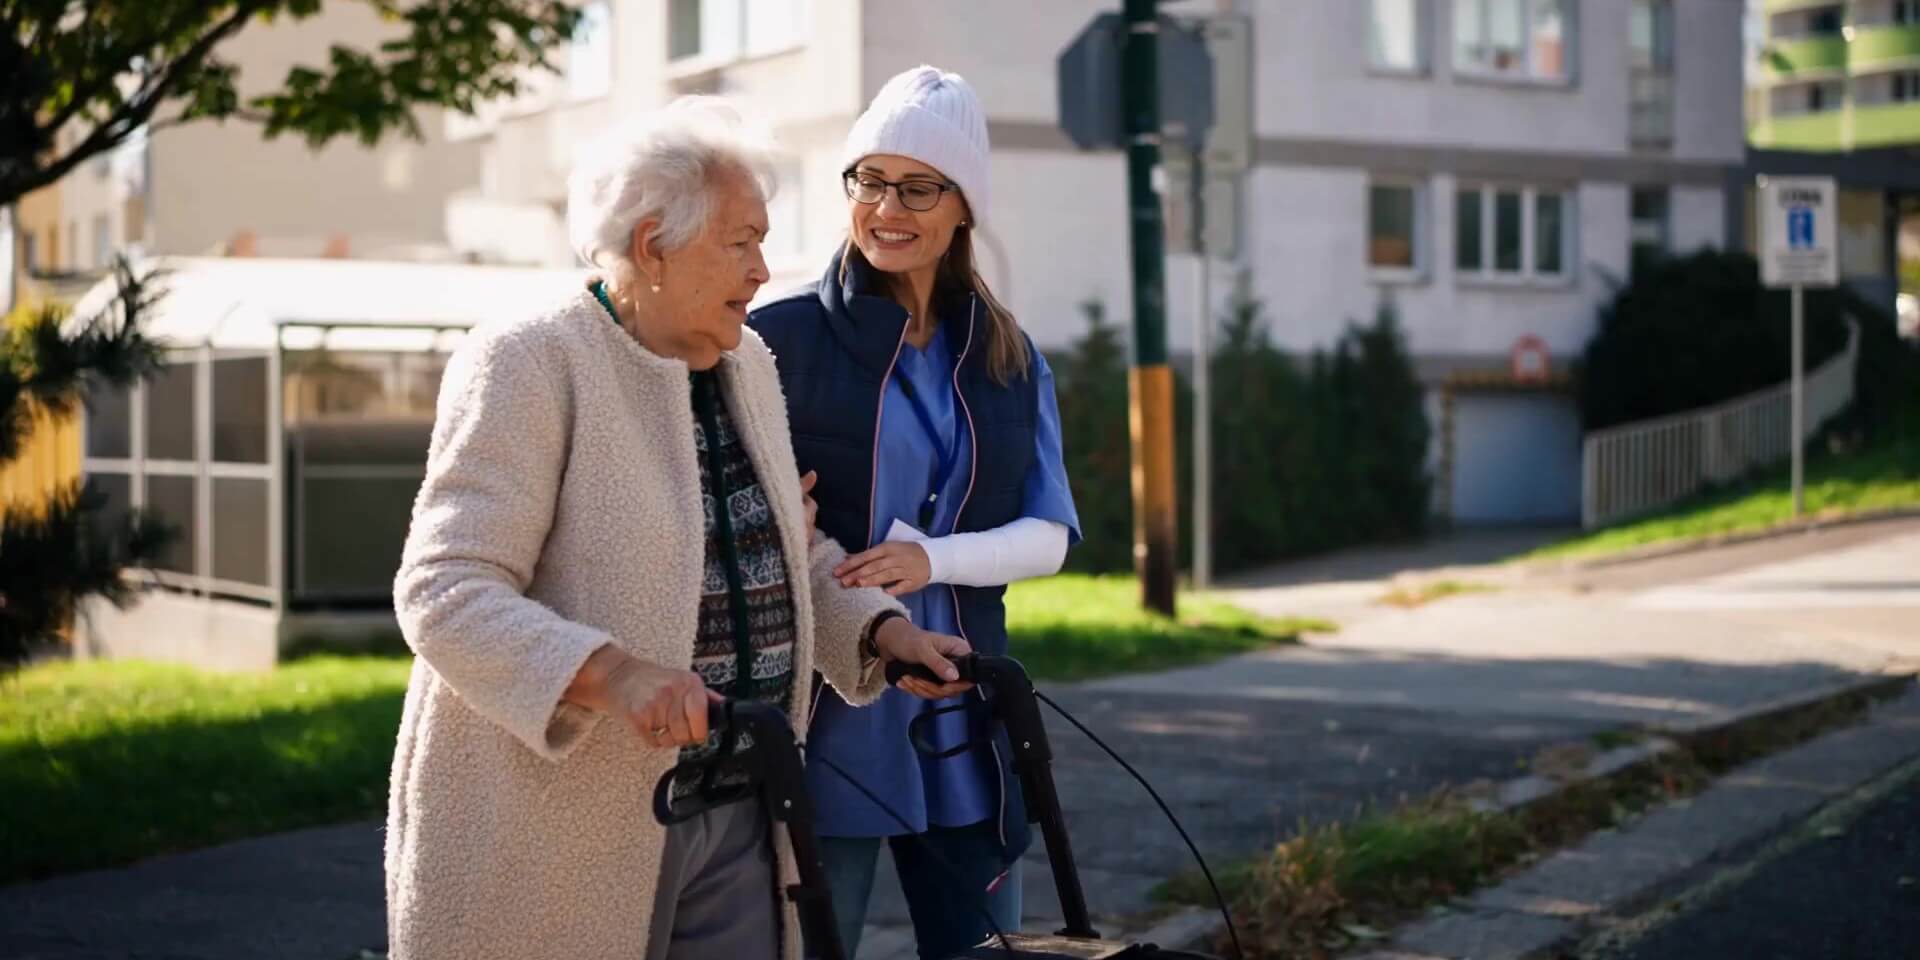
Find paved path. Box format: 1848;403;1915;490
4;519;1915;960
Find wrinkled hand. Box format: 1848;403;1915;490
836;540;932;596
872;617;973;700
799;470;819;543
567;645;715;749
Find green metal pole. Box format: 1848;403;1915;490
1122;0;1177;617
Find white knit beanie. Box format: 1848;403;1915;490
841;66;991;227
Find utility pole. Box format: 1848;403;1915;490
1121;0;1177;616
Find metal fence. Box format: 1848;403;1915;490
1581;319;1861;529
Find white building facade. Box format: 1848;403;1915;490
448;0;1749;525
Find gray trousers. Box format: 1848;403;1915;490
646;801;781;960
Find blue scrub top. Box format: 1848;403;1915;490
806;324;1080;837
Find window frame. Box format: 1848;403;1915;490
1367;177;1428;284
667;0;810;71
1452;0;1579;87
564;0;613;102
1629;185;1670;268
1368;0;1430;76
1454;181;1577;286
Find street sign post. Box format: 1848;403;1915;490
1758;175;1838;518
1060;6;1249;598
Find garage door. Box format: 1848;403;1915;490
1451;392;1582;525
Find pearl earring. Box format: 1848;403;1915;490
650;280;662;293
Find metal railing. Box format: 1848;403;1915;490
1581;319;1861;529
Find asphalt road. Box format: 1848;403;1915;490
1611;773;1920;960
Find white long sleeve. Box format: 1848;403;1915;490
918;516;1071;588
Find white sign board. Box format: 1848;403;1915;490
1759;176;1838;289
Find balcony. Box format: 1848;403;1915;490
1851;24;1920;69
1763;35;1849;80
1763;0;1843;11
1750;108;1845;149
1853;100;1920;148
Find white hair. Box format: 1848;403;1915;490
566;96;778;277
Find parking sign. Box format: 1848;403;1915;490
1760;176;1837;289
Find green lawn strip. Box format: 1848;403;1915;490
1157;686;1894;958
3;576;1318;881
1;656;412;883
1006;575;1331;683
1523;436;1920;562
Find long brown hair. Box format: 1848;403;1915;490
841;226;1029;385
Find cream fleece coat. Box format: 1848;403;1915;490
387;287;903;960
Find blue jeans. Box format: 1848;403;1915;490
817;820;1022;960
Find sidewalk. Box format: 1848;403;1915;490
3;521;1915;960
1360;684;1920;960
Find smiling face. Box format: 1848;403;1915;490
631;165;771;369
845;154;969;282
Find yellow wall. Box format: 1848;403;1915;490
2;297;85;514
0;408;81;513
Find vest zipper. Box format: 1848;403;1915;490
945;295;1006;852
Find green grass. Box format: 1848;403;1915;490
1525;434;1920;562
1;577;1311;882
0;656;411;883
1006;574;1331;683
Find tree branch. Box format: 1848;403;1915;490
6;2;267;204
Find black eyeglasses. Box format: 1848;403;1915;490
842;170;960;212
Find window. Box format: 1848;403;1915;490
1534;192;1565;274
1809;83;1829;112
1368;181;1422;274
566;1;612;100
1630;186;1668;271
1629;0;1675;147
1629;0;1673;72
1455;189;1483;272
21;233;36;273
1899;1;1918;26
67;219;77;270
213;356;269;463
1494;189;1523;272
87;383;133;458
670;0;807;63
147;475;197;575
1809;8;1843;35
1369;0;1426;72
1454;0;1574;83
145;361;196;461
1894;72;1920;103
92;213;111;268
1455;183;1573;281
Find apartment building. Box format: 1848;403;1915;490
8;1;481;300
447;0;1747;524
1752;0;1920;151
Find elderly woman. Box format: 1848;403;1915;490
385;97;970;960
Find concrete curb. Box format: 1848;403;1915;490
1154;671;1918;958
1519;507;1920;575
